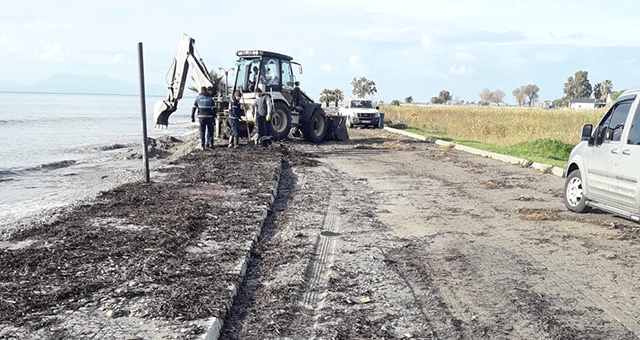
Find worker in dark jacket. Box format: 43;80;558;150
228;90;242;148
252;87;273;147
191;86;216;149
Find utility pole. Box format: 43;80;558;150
137;42;150;183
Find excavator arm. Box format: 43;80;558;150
154;34;214;126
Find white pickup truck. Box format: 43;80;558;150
339;99;383;128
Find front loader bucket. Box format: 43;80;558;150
325;116;349;141
153;100;177;127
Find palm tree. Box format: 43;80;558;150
593;82;602;101
600;80;613;102
319;89;334;107
188;70;223;94
332;89;344;107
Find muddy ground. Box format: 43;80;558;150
2;128;640;339
220;128;640;339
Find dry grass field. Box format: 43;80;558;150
382;105;606;146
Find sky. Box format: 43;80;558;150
1;0;639;105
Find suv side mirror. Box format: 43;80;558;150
376;106;380;110
581;124;593;141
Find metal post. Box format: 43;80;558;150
218;67;235;98
138;42;150;183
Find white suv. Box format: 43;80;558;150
339;99;382;128
564;87;640;222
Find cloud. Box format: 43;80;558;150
534;51;565;63
38;42;67;61
349;54;366;73
112;54;124;64
452;51;477;62
421;35;432;50
322;63;333;73
345;27;412;41
450;64;473;75
300;47;314;57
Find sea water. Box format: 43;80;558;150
0;92;196;230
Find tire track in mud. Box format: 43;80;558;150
300;189;340;310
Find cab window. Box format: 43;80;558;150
263;58;280;86
281;60;294;89
595;101;632;145
627;103;640;145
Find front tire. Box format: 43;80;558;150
346;115;354;128
302;108;328;143
271;101;292;141
564;169;591;213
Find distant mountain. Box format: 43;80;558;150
0;73;168;96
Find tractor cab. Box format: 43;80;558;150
230;49;334;143
233;50;301;106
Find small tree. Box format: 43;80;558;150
600;80;613;102
440;90;452;104
593;82;602;101
351;77;377;98
332;88;344;107
478;88;493;104
612;89;625;102
512;86;526;106
430;90;451;104
390;99;401;106
523;84;539;106
563;70;592;101
492;90;505;105
405;96;413;104
319;89;334;107
188;70;223;94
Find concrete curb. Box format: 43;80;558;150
383;127;565;177
201;161;283;340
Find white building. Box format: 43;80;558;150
569;98;596;110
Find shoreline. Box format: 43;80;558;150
0;132;199;238
0;134;282;338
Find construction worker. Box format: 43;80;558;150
191;86;216;149
292;81;304;111
252;87;273;147
228;90;242;148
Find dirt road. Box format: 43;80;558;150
222;128;640;339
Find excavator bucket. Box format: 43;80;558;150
325;116;349;141
153;100;177;127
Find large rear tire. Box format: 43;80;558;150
302;108;328;143
271;101;292;141
564;169;591;213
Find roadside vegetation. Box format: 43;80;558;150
382;105;605;168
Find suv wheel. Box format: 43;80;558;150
564;169;591;213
